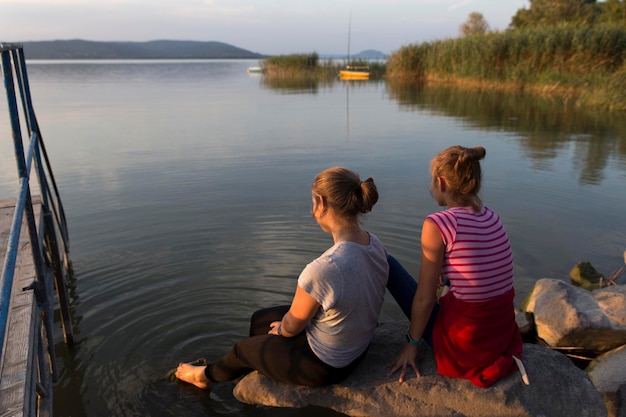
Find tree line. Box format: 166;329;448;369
461;0;626;36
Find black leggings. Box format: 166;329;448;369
205;305;367;387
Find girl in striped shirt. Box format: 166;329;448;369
387;145;523;388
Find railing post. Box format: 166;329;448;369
0;47;21;363
2;42;72;414
44;212;74;343
1;44;59;379
17;47;71;255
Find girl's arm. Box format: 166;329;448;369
387;218;445;382
269;285;320;337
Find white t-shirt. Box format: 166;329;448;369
298;233;389;368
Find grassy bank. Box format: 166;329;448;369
263;53;337;81
386;25;626;111
261;53;386;81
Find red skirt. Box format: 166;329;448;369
432;288;523;388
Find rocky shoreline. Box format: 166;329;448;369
518;259;626;417
232;255;626;416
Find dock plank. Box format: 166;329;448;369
0;199;17;270
0;198;44;417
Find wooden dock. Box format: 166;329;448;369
1;43;73;417
0;197;52;416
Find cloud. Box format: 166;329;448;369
448;0;471;12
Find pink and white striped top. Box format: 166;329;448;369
427;206;514;302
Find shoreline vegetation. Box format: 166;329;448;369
387;24;626;112
261;53;386;82
261;24;626;112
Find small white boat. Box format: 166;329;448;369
247;66;262;74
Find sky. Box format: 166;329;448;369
1;0;529;56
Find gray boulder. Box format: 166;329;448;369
233;320;606;417
587;344;626;417
524;278;626;352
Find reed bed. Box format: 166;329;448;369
262;53;339;82
261;53;386;81
387;24;626;111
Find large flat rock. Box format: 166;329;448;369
233;320;607;417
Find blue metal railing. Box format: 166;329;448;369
0;42;71;391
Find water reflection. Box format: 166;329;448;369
258;74;626;186
259;75;382;97
260;76;330;94
386;80;626;185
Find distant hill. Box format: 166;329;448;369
353;49;388;59
17;39;386;61
20;39;266;59
320;49;388;60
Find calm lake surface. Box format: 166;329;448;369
1;59;625;417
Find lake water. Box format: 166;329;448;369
1;59;625;417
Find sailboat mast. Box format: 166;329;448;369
339;11;370;80
346;11;352;67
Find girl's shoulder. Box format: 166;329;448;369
427;208;459;223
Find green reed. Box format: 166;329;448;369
262;54;386;81
263;53;338;81
386;24;626;110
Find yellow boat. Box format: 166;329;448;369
339;66;370;80
339;13;369;80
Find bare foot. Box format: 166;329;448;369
175;362;212;390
